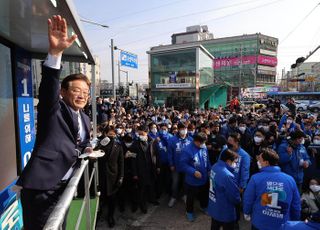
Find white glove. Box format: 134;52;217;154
244;214;251;221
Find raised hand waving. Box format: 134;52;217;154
48;15;77;56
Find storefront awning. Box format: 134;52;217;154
0;0;95;64
199;84;227;108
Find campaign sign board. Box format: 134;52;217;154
0;182;23;230
120;51;138;69
15;48;35;170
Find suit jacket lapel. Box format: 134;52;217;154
80;110;90;139
60;100;78;142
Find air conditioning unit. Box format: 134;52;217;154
186;25;201;33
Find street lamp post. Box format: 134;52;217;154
111;39;116;100
80;17;109;139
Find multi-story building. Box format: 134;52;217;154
80;56;101;96
148;26;278;108
288;62;320;92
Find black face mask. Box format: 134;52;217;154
227;143;234;149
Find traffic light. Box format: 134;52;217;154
291;56;306;69
296;57;306;64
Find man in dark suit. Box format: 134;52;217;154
16;15;92;230
131;125;160;214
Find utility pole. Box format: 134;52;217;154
91;64;97;139
238;44;243;99
118;61;121;88
111;39;116;100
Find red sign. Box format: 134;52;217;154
257;55;277;67
213;55;277;69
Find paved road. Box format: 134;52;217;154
96;196;251;230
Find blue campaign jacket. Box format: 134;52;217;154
235;147;251;189
220;147;251;189
281;221;320;230
278;141;311;184
168;135;193;172
208;160;241;222
180;142;211;186
243;166;301;230
278;114;298;133
154;133;173;165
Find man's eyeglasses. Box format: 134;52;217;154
69;87;90;97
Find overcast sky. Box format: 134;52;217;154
74;0;320;84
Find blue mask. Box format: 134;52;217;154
160;130;168;135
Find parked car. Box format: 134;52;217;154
252;102;266;109
296;101;308;111
308;102;320;112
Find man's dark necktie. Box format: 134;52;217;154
77;111;81;144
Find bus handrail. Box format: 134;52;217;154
43;159;90;230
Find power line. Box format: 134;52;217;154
100;0;190;23
116;0;266;30
89;0;282;49
118;0;285;47
280;2;320;44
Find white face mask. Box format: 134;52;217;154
239;127;246;133
287;119;293;124
139;135;148;142
151;128;157;134
168;124;172;129
188;130;195;135
179;129;187;136
310;185;320;193
116;129;122;135
126;128;132;133
231;162;237;169
125;142;133;148
254;136;263;144
313;140;320;145
281;127;286;132
257;161;262;169
200;143;206;149
301;138;305;145
263;126;269;132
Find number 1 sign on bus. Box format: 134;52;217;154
120;51;138;69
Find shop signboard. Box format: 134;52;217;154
213;55;277;69
242;86;279;99
260;49;277;56
257;55;277;67
156;83;192;88
213;56;256;69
